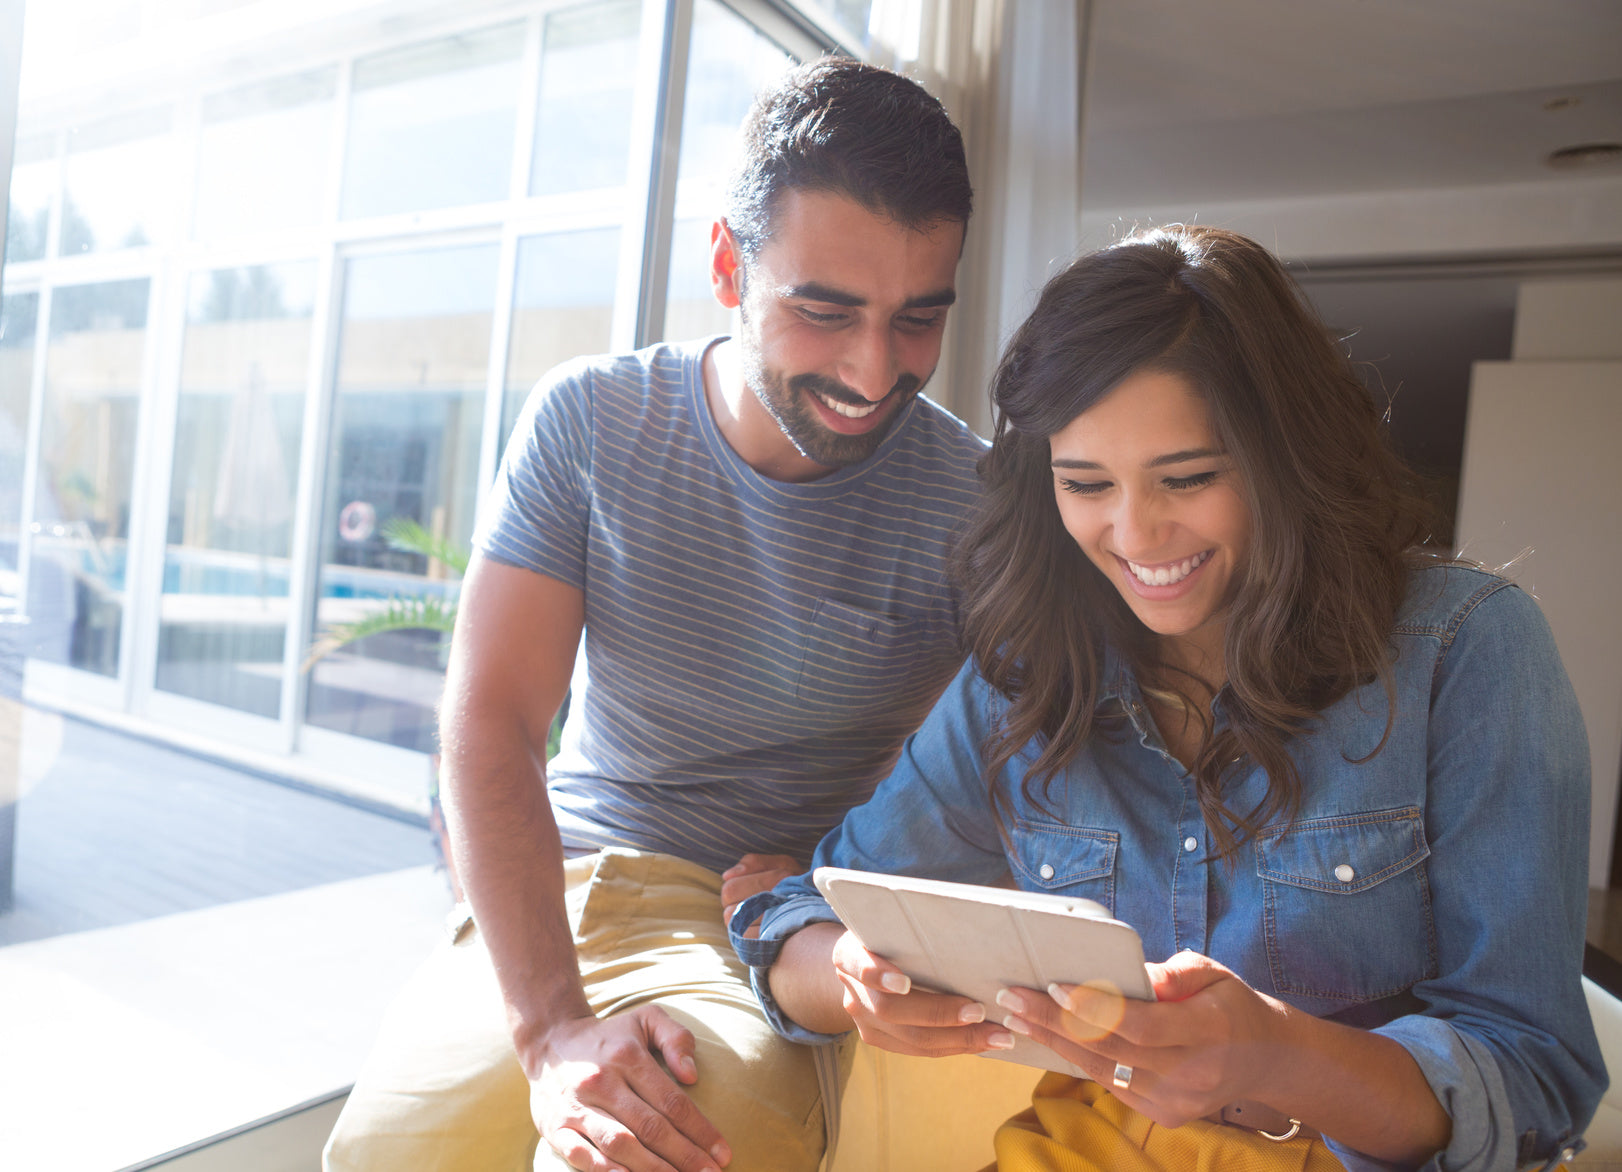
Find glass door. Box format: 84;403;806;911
152;262;318;719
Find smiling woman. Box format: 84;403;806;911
741;225;1605;1172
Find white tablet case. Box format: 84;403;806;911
813;866;1153;1076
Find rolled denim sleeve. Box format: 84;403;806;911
730;658;1011;1044
1332;581;1605;1171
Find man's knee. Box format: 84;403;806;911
659;996;826;1172
324;938;536;1172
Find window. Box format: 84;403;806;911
0;292;37;598
5;136;54;264
0;3;843;1161
342;25;526;220
660;0;791;341
31;278;150;675
60;109;176;255
156;262;319;717
193;71;338;242
502;227;621;447
305;244;498;766
531;0;642;196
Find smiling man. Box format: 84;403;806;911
325;58;985;1172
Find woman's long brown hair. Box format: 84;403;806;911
952;225;1438;859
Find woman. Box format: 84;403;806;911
732;225;1604;1171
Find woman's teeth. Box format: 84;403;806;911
816;391;879;419
1127;550;1210;587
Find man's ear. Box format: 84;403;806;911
710;219;743;310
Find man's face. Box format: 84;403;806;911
712;189;963;477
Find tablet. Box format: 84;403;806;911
813;866;1153;1077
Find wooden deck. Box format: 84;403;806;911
0;711;437;947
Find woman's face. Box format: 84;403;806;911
1049;368;1252;670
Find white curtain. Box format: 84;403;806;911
865;0;1087;437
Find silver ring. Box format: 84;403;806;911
1111;1062;1133;1090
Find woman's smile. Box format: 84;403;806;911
1119;549;1213;590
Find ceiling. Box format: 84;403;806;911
1079;0;1622;208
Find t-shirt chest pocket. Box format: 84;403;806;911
1254;806;1437;1007
794;597;924;713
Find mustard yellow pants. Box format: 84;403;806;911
323;848;825;1172
993;1074;1347;1172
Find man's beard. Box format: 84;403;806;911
748;365;924;469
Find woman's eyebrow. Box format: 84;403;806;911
1146;447;1224;468
1050;448;1225;472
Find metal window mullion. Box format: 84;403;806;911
279;243;343;754
613;0;693;352
113;253;172;712
15;279;52;621
720;0;849;58
477;14;543;494
481;226;522;491
509;12;545;207
123;94;203;717
280;54;354;754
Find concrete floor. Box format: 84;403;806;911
0;710;451;1171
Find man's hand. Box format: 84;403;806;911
719;853;800;927
528;1008;732;1172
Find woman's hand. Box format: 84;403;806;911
831;929;1018;1058
996;950;1291;1128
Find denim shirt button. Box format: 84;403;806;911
1335;864;1355;883
1039;863;1055;880
1183;836;1198;852
1562;1148;1577;1162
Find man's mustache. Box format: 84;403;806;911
789;372;922;407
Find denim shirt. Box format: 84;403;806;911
734;566;1605;1172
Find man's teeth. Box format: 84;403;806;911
816;391;879;419
1127;550;1210;587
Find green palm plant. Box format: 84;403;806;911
304;517;465;669
304;514;565;758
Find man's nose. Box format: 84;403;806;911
837;325;898;402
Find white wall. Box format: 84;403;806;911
1078;174;1622;263
1455;276;1622;888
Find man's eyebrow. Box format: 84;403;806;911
779;283;957;310
1049;448;1225;471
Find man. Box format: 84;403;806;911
325;57;983;1172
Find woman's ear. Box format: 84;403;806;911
710;219;743;310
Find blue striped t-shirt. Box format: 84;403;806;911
476;336;987;874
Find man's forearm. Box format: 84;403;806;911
766;923;852;1037
440;712;591;1067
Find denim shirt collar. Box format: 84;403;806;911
1097;643;1232;749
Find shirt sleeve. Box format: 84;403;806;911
473;358;595;587
1328;581;1606;1172
731;658;1013;1044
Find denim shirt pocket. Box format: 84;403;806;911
1255;806;1437;1006
1008;819;1119;916
794;598;921;712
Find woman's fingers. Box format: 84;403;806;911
830;931;1014;1055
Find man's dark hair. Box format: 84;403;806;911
724;56;972;262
